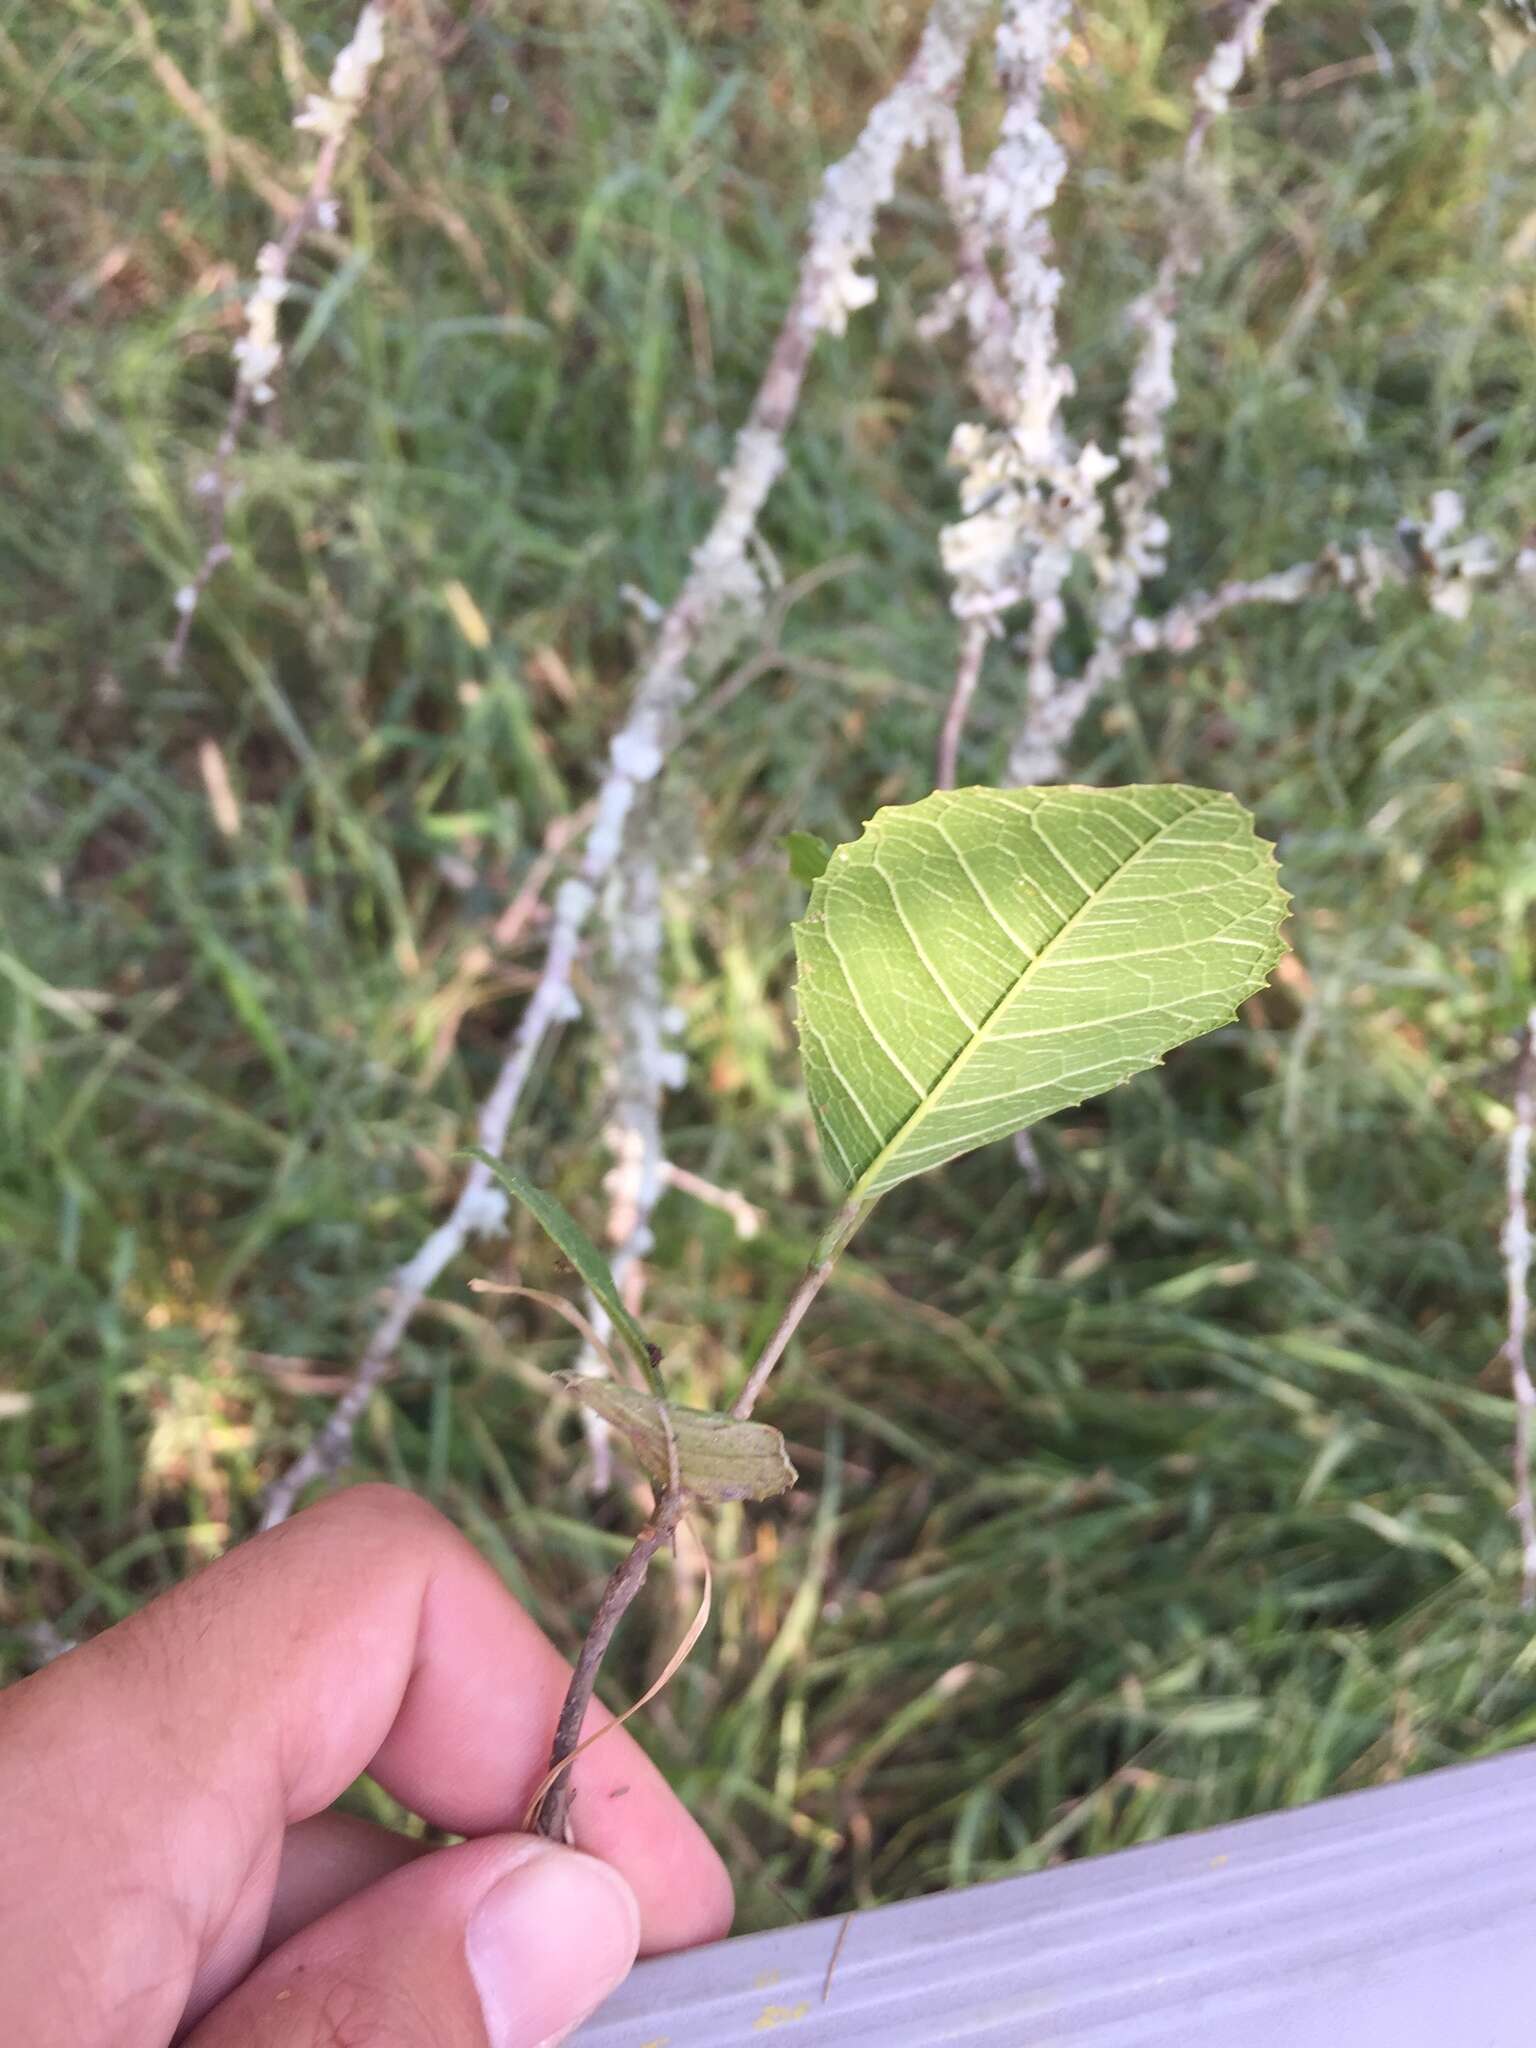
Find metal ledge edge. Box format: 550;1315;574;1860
575;1748;1536;2045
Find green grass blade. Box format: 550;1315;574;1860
469;1152;659;1383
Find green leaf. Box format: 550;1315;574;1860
469;1154;659;1383
557;1377;798;1502
786;830;833;886
794;784;1287;1201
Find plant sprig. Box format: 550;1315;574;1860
487;783;1287;1840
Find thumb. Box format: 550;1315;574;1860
184;1834;641;2048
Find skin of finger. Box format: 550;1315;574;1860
181;1835;640;2048
263;1813;427;1959
0;1485;731;2045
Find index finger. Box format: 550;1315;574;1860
0;1484;731;2045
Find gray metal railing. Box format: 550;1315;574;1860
576;1748;1536;2044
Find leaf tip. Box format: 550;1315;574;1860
786;830;833;886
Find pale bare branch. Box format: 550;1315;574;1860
165;4;386;675
261;0;993;1525
937;618;990;788
1004;0;1281;783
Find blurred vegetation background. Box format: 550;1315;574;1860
4;0;1536;1931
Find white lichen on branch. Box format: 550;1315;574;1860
292;1;386;142
1139;491;1532;646
569;826;685;1489
930;1;1527;790
931;0;1109;785
932;2;1280;786
1192;0;1279;123
936;0;1085;621
166;3;386;673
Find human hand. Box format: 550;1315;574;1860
0;1484;732;2046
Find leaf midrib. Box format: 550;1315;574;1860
848;792;1214;1200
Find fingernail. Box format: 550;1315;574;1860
467;1844;640;2048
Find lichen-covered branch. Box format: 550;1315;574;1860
996;1;1521;784
1007;498;1530;781
569;828;682;1489
561;0;995;1466
1136;500;1530;650
920;106;1018;421
261;0;992;1526
1106;0;1280;613
1001;0;1280;783
165;4;385;675
1013;0;1273;780
933;1;1101;785
922;2;1285;786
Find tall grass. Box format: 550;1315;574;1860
2;0;1535;1928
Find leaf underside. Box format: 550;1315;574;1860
794;785;1288;1201
559;1377;798;1503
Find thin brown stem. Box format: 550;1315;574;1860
535;1485;689;1842
536;1199;866;1833
663;1164;764;1238
731;1261;836;1424
732;1200;867;1422
165;120;350;675
936;619;988;790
